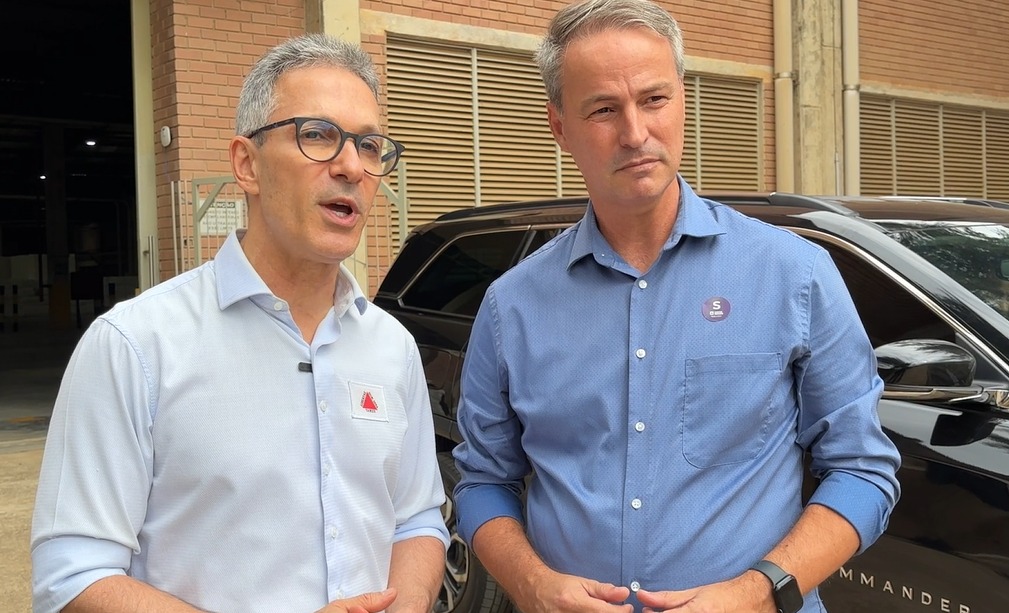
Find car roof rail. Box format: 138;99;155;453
878;195;1009;209
707;192;858;216
434;196;588;222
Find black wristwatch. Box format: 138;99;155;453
750;560;803;613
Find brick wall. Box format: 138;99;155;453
151;0;304;280
861;0;1009;97
363;0;773;64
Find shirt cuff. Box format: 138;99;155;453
395;506;451;550
455;483;524;547
32;536;130;613
807;471;892;554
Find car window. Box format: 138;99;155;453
811;239;957;348
401;230;527;317
525;227;566;256
888;223;1009;322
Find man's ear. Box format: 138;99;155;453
546;102;569;152
230;136;260;196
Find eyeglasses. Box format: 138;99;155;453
246;117;405;177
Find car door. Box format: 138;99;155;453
801;233;1009;613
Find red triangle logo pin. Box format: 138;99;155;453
361;391;379;412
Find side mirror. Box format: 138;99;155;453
999;258;1009;281
874;339;976;387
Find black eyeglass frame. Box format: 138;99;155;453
245;116;406;177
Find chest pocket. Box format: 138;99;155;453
682;352;782;468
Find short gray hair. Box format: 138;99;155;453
535;0;685;109
235;34;381;140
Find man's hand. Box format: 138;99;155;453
316;588;398;613
636;571;774;613
513;569;633;613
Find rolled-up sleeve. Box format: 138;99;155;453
31;318;156;613
453;286;529;546
393;339;450;549
796;250;902;552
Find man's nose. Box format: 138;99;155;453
329;140;366;182
619;107;648;148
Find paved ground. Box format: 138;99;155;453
0;304;84;612
0;437;44;613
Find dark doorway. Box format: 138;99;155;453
0;0;136;331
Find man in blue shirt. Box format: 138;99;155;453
452;1;901;612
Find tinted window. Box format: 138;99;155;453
525;227;566;256
813;240;957;348
379;232;443;295
888;223;1009;322
402;230;527;317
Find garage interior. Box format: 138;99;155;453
0;0;134;428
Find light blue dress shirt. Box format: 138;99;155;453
453;180;901;612
32;232;448;613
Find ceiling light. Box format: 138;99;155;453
40;174;46;180
85;140;97;146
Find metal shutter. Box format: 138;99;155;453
386;41;475;232
683;75;762;191
475;50;560;205
895;101;941;194
386;37;586;232
860;95;1009;199
988;113;1009;200
942;107;984;196
681;77;699;187
860;97;895;194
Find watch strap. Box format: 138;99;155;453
750;559;790;587
750;559;803;613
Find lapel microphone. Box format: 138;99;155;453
298;362;313;373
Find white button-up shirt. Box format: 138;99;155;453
31;231;448;613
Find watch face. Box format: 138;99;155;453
775;575;804;613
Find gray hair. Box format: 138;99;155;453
235;34;381;140
535;0;685;109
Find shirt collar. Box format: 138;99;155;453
567;176;726;269
214;230;368;316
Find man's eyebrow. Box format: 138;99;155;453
577;81;678;113
579;94;617;111
316;116;383;134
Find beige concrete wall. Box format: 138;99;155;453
794;0;843;195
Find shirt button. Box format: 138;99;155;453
273;301;284;311
637;280;647;289
319;400;328;413
323;463;331;476
635;348;646;359
335;589;344;599
634;421;645;432
630;581;641;592
631;498;642;509
329;526;338;539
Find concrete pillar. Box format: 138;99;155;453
793;0;843;195
132;0;158;292
44;125;72;328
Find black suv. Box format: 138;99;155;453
375;193;1009;613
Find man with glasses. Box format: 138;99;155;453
31;34;448;613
